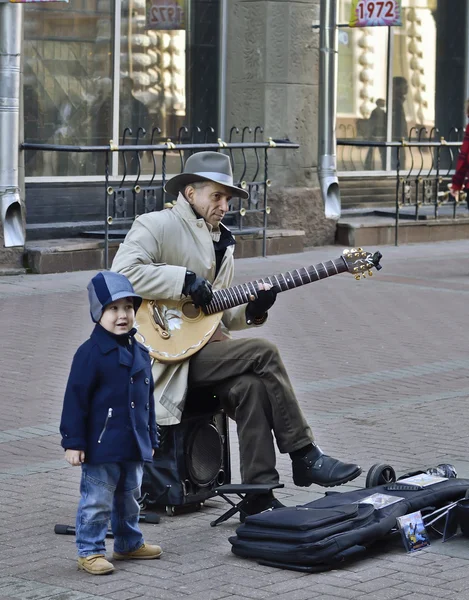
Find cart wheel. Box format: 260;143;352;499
366;463;396;488
165;505;175;517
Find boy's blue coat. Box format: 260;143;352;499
60;324;159;464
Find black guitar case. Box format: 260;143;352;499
229;478;469;572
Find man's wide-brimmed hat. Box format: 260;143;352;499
164;151;249;200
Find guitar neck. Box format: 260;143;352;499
205;256;349;315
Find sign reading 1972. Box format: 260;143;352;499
349;0;402;27
146;0;185;30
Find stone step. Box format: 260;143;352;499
25;220;105;241
0;267;27;276
339;176;397;209
343;189;396;199
24;229;305;274
336;212;469;247
0;247;26;272
339;176;396;189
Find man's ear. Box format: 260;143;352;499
184;185;195;203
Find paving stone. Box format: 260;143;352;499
3;240;469;599
357;589;407;600
394;582;454;598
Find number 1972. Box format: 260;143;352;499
357;1;396;20
150;5;184;26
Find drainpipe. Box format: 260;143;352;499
218;0;228;141
0;1;25;248
318;0;340;219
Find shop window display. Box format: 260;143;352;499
24;0;113;177
23;0;217;179
337;0;438;172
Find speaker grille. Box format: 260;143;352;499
186;422;223;487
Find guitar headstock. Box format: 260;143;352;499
342;247;382;280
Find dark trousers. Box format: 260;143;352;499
188;337;314;484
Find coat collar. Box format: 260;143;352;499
172;193;199;223
91;324;147;374
172;193;232;238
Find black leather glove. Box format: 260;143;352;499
246;288;277;324
182;270;213;307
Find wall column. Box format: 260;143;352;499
225;0;337;246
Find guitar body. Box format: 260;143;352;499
135;248;382;365
135;298;222;363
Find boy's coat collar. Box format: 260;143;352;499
91;324;148;374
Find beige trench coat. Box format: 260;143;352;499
111;193;256;425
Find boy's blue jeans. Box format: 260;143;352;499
76;462;144;557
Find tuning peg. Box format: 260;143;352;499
354;274;361;281
368;270;373;277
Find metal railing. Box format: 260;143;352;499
23;126;299;266
337;134;466;246
337;124;463;173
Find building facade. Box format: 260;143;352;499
20;0;469;244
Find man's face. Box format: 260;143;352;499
185;182;232;228
99;297;135;335
394;80;408;100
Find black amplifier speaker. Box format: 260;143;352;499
141;390;231;515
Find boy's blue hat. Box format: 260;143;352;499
87;271;143;323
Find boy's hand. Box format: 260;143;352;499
65;449;85;466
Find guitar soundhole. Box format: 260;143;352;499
182;302;201;320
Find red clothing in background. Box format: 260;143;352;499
452;123;469;191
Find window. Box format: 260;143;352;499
24;1;113;176
337;0;441;172
24;0;220;179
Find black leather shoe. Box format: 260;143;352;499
239;492;285;523
292;449;362;488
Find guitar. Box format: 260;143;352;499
135;247;382;364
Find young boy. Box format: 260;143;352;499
60;271;161;575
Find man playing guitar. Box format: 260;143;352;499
111;151;362;517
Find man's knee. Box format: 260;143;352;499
228;373;265;399
221;374;270;415
248;337;281;362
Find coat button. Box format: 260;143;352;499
145;403;149;410
197;221;203;228
130;377;134;384
145;378;150;385
147;425;150;431
131;401;135;408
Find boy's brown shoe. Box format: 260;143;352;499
77;554;115;575
113;543;162;560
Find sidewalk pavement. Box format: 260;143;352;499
2;239;469;599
